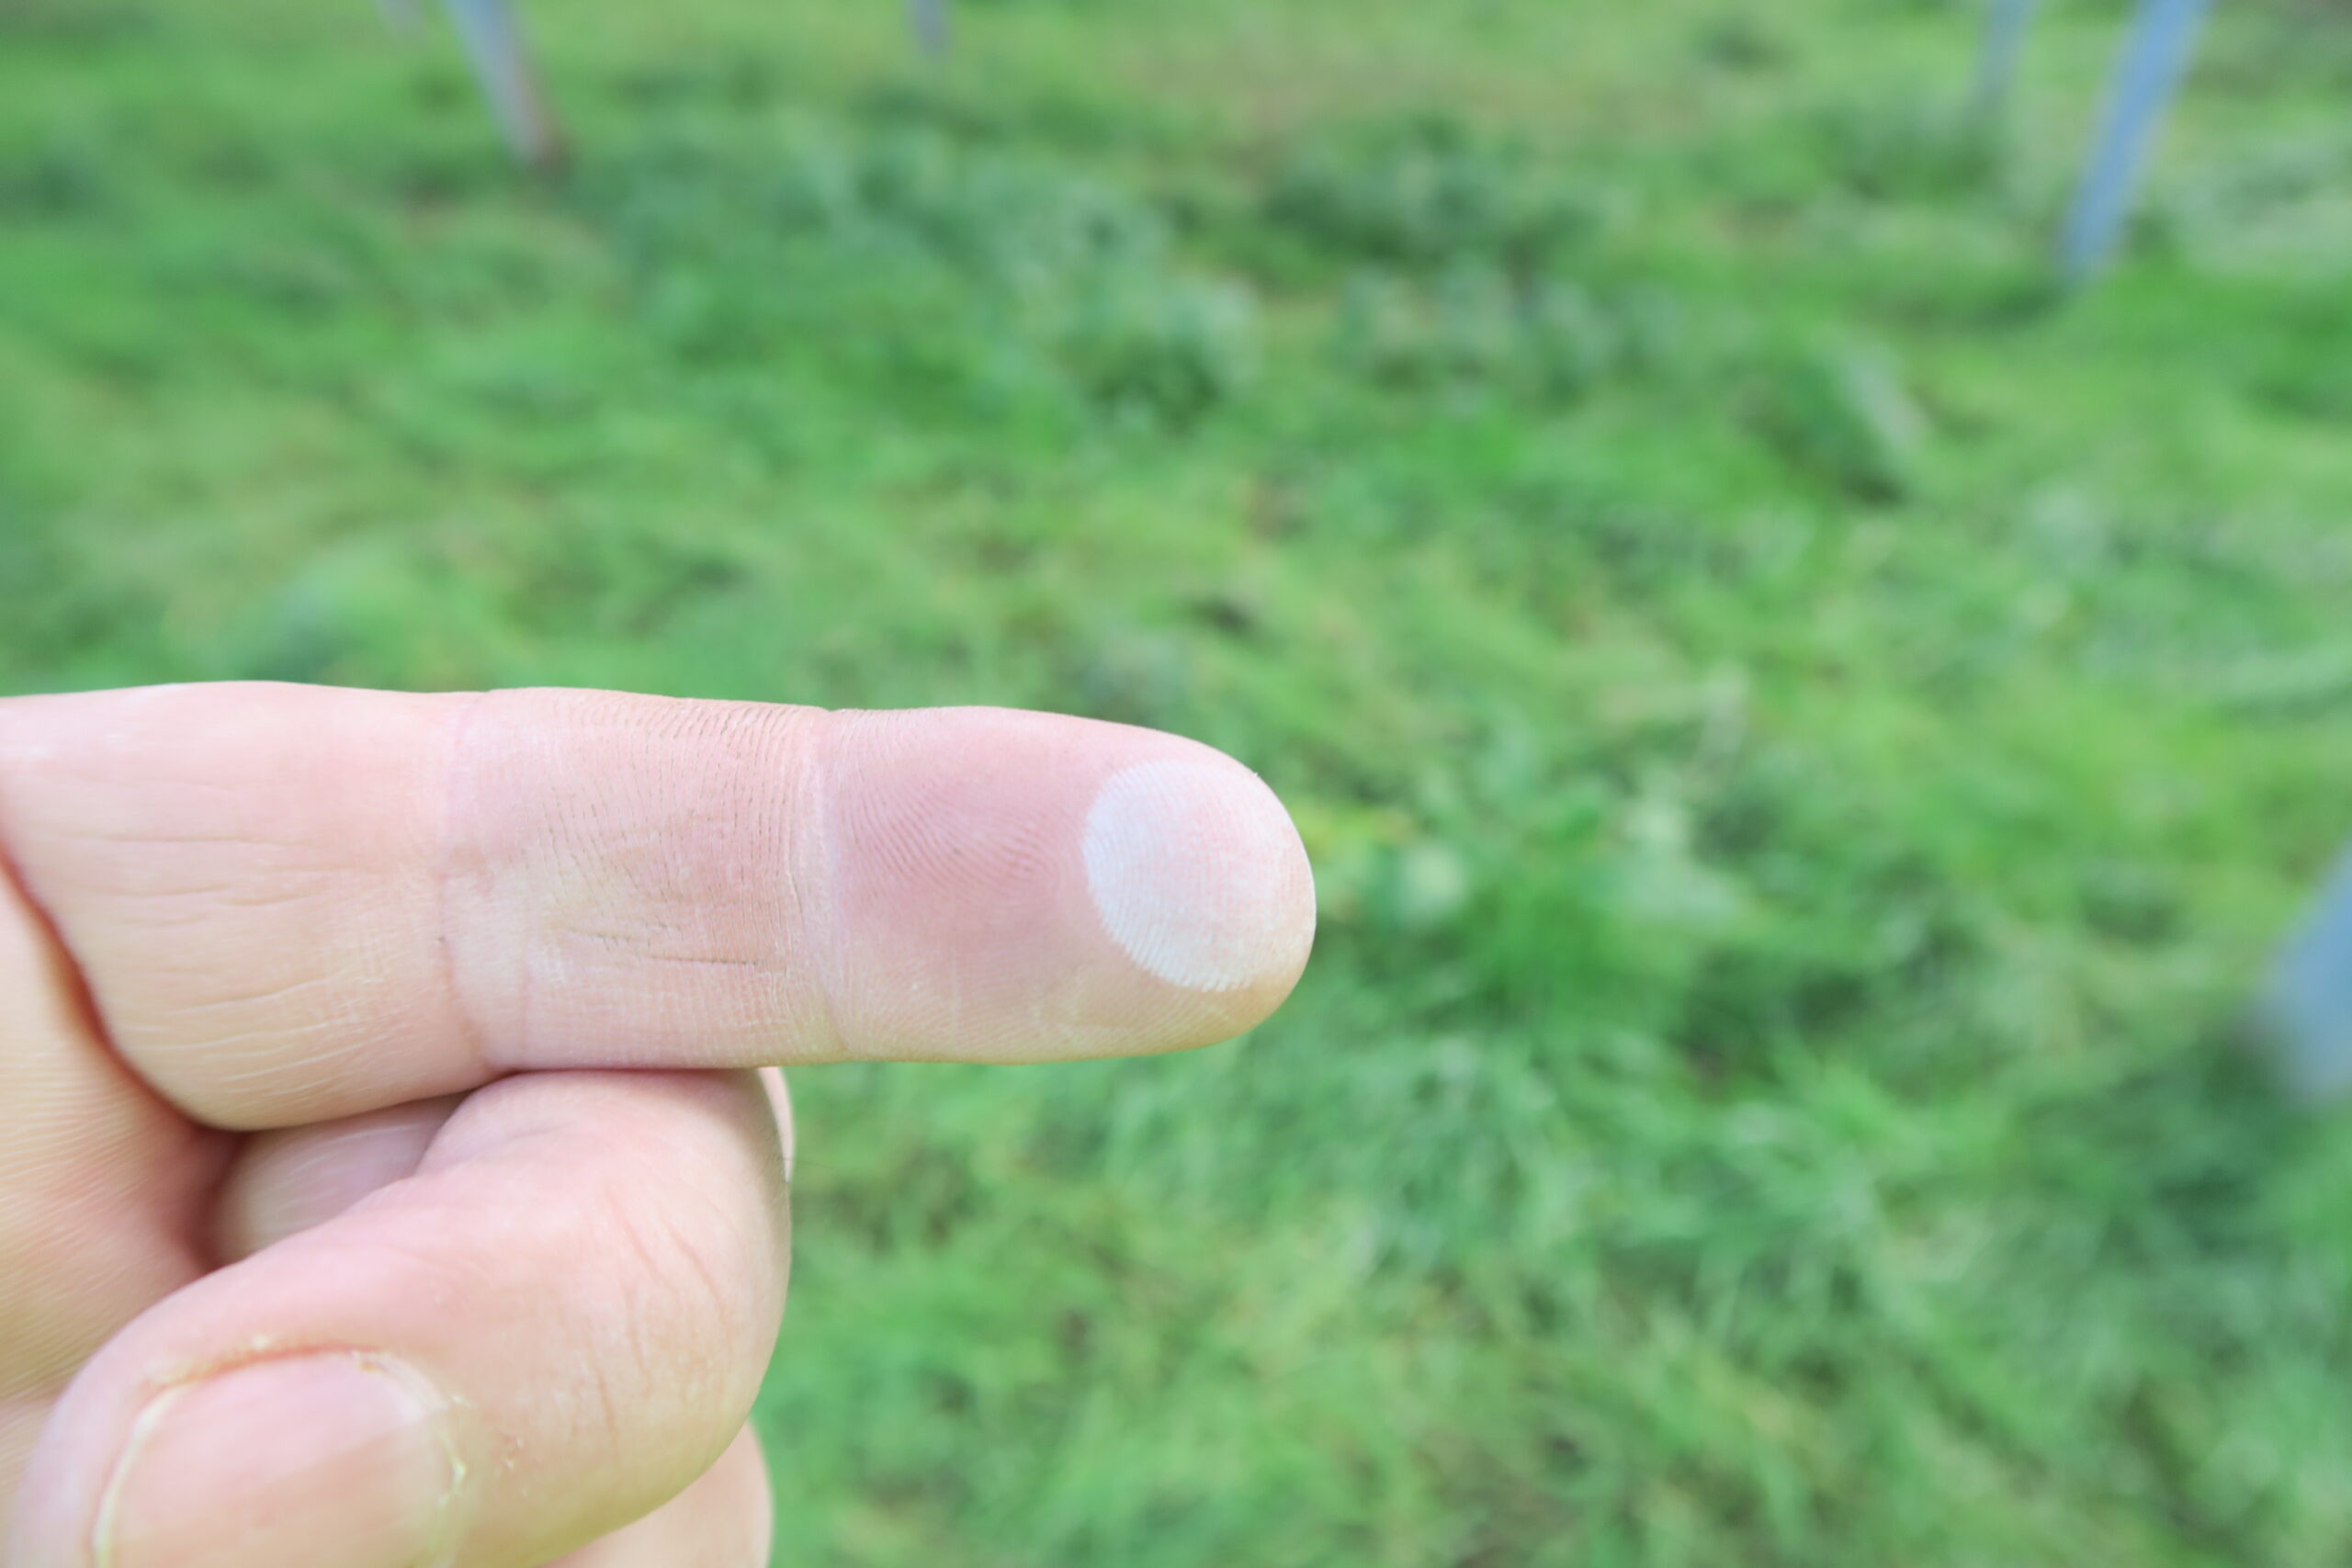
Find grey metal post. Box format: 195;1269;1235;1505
1970;0;2041;118
2268;847;2352;1101
2058;0;2213;284
442;0;566;169
910;0;948;59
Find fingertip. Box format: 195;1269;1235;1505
821;711;1315;1064
1081;752;1317;1002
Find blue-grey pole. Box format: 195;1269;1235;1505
910;0;947;58
442;0;565;168
2269;847;2352;1100
2058;0;2213;284
1971;0;2041;117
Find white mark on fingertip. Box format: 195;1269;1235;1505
1082;757;1314;992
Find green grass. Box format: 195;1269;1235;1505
9;0;2352;1561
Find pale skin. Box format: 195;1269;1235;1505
0;684;1317;1568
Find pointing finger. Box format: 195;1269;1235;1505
0;684;1316;1128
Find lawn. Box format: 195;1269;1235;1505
7;0;2352;1562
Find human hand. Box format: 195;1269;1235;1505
0;684;1315;1568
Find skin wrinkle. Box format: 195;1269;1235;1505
92;882;326;911
435;692;495;1093
146;1017;409;1097
572;1106;760;1393
30;832;291;851
127;971;348;1020
604;1199;737;1414
786;710;849;1063
162;1043;361;1090
268;1123;433;1185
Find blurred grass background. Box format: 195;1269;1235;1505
8;0;2352;1562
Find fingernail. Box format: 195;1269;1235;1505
94;1353;460;1568
1083;758;1317;993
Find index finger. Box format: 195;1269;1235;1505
0;684;1315;1128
